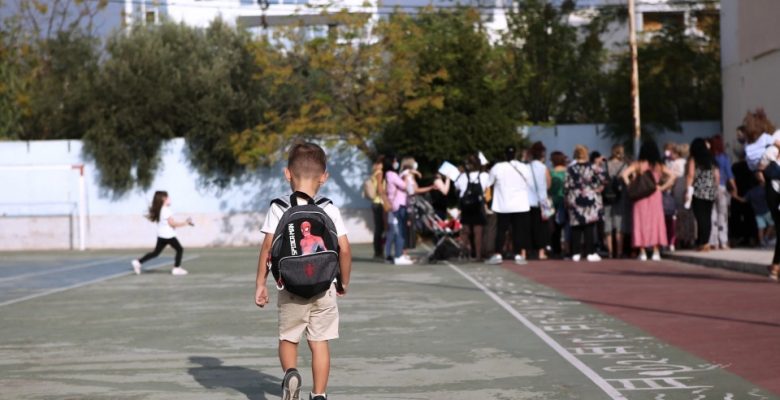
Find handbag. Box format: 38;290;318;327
627;170;657;201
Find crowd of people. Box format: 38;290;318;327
365;109;780;281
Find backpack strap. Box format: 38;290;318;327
270;198;290;210
315;197;333;207
290;191;316;206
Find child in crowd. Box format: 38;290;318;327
131;191;192;275
255;142;352;400
735;183;775;247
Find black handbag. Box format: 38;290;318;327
627;170;657;201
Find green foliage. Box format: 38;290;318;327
83;20;265;192
604;22;722;141
2;0;723;192
377;8;520;171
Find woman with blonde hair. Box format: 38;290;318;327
565;145;605;262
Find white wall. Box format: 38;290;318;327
0;139;373;250
526;121;723;159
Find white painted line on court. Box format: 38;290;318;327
0;255;200;308
0;256;128;283
445;261;628;400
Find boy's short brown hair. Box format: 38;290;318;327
288;142;327;179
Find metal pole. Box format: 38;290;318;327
628;0;641;156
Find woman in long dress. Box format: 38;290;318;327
621;141;676;261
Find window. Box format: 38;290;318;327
642;11;684;32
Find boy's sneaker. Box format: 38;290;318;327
586;253;602;262
309;394;327;400
514;255;527;265
131;260;141;275
171;267;189;276
394;256;413;265
485;254;502;265
282;368;302;400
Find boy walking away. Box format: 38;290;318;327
255;142;352;400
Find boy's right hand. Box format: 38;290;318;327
255;285;269;308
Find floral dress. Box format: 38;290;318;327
565;162;605;227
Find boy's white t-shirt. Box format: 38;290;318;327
261;195;348;238
157;206;176;239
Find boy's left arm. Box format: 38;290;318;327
337;235;351;296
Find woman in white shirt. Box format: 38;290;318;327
485;146;532;265
526;142;552;260
455;154;491;260
131;191;193;275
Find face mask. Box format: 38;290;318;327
392;161;399;170
664;150;672;158
412;162;418;170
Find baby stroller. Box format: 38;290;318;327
412;196;465;263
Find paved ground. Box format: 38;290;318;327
667;248;774;276
0;246;777;399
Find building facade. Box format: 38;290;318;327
721;0;780;144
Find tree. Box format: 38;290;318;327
0;0;106;140
82;20;266;192
229;7;445;168
604;20;722;141
501;0;583;124
377;7;521;170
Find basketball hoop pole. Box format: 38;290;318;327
73;164;87;251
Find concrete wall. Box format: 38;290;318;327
0;122;721;251
525;121;723;159
0;139;373;250
721;0;780;148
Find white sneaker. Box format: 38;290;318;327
514;255;527;265
669;245;676;252
572;254;581;262
639;253;648;261
400;254;413;262
586;253;602;262
651;252;661;262
485;254;503;265
171;267;189;276
131;259;141;275
394;256;413;265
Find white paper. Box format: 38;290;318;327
438;161;461;182
478;151;489;166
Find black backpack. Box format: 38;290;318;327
603;163;626;205
459;172;484;212
269;191;342;299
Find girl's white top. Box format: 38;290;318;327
158;206;176;239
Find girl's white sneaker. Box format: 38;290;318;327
172;267;189;276
131;260;141;275
586;253;602;262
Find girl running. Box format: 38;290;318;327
131;191;192;275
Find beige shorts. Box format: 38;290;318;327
277;284;339;343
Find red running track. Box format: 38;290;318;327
505;258;780;395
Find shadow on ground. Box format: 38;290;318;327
188;356;281;400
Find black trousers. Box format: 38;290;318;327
139;237;183;267
528;207;550;251
371;203;384;257
691;197;714;247
495;212;529;256
765;178;780;264
571;223;595;257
